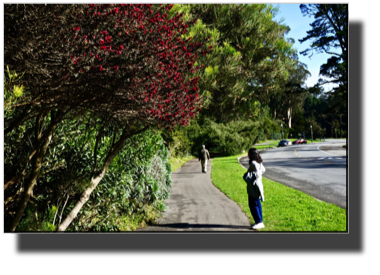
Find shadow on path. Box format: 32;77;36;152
141;223;251;231
139;158;252;232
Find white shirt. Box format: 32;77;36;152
250;160;266;201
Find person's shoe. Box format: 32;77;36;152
252;223;265;230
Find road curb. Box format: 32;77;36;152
237;155;247;169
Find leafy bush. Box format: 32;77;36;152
162;127;194;158
16;205;57;232
60;129;171;232
68;132;171;231
4;106;172;231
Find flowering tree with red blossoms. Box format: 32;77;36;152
4;4;211;231
5;4;210;128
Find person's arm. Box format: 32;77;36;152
253;162;263;178
261;163;266;174
207;150;210;160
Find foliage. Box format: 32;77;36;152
168;4;297;123
4;4;211;231
296;92;346;139
160;100;282;158
4;69;174;231
161;127;194;158
268;57;310;129
299;4;348;114
5;4;211;128
68;132;171;231
4;122;171;231
186;111;279;156
4;66;25;116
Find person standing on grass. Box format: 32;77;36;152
247;148;266;230
199;145;210;173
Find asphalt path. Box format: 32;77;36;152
240;139;347;208
138;158;252;231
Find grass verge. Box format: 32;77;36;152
169;155;195;172
254;139;327;149
211;154;347;231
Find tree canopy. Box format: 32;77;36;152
5;4;211;129
165;4;298;123
299;4;348;114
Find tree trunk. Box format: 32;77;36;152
4;149;36;190
5;112;46;190
7;110;65;232
252;135;260;146
287;107;292;129
57;125;148;231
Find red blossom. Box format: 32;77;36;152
25;4;211;129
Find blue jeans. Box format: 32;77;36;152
248;195;263;224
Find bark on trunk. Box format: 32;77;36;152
4;113;46;190
7;110;65;232
287;107;292;129
4;149;37;190
57;125;148;232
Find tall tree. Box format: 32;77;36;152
168;4;297;123
269;57;310;128
4;4;210;231
298;4;348;114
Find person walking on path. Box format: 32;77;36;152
199;145;210;173
246;148;266;230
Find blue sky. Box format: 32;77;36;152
274;4;339;91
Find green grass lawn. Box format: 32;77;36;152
211;154;347;231
254;139;326;149
169;155;195;172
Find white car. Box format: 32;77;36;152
278;140;291;147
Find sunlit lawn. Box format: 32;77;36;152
211;154;347;231
169;155;195;172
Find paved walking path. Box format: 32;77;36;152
138;158;251;231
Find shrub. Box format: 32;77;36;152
66;130;172;231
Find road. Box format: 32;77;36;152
239;139;347;209
138;158;252;231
